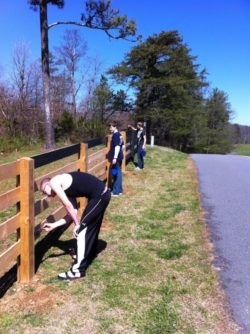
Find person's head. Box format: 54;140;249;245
136;122;143;130
109;121;119;133
40;177;54;197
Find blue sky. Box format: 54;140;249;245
0;0;249;125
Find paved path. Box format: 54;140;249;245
192;154;250;334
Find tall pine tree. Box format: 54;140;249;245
203;88;232;153
109;30;207;151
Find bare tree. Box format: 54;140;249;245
11;42;33;136
28;0;139;149
9;43;45;138
79;56;103;119
49;52;69;121
55;29;87;116
28;60;44;137
11;42;32;107
0;50;44;139
0;83;18;137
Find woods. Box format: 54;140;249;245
28;0;139;149
0;1;244;154
109;31;234;153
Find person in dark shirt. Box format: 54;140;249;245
128;122;146;170
109;121;124;196
40;171;111;281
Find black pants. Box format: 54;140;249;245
72;190;111;275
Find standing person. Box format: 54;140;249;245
109;121;124;196
128;122;147;170
40;171;111;281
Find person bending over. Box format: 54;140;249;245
40;171;111;281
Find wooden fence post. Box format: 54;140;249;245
106;134;112;188
79;143;88;216
121;131;126;173
19;157;35;282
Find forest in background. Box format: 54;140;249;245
0;1;247;154
230;124;250;144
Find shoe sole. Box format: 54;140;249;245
58;272;85;281
58;276;84;281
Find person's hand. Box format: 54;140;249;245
73;224;80;238
42;223;56;232
112;158;117;165
127;124;131;128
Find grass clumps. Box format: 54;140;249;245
0;146;238;334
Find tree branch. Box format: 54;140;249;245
0;105;8;119
48;21;138;42
48;21;88;29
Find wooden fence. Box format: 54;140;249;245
0;130;136;283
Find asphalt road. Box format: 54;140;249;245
192;154;250;334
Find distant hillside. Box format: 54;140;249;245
230;123;250;144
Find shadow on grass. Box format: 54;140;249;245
0;224;107;298
39;235;107;269
0;265;17;298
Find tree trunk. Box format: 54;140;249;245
40;0;55;149
71;68;77;116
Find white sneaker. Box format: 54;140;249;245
135;167;141;170
58;271;84;281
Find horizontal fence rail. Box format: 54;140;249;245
0;160;20;182
0;131;135;283
31;137;103;169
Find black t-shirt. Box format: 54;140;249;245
65;172;105;199
137;129;145;146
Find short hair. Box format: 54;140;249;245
40;177;51;192
109;121;119;129
137;122;143;128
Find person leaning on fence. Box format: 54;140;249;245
128;122;147;170
109;121;124;196
40;171;111;281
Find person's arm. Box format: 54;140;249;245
43;216;70;232
42;197;78;232
50;176;80;226
128;124;137;131
112;145;120;165
143;133;147;149
43;215;79;238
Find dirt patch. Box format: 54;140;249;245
125;169;145;179
101;217;113;231
0;280;67;314
122;185;136;196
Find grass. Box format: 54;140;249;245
0;144;44;165
0;146;238;334
155;239;189;260
231;144;250;156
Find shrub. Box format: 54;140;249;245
0;136;29;153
